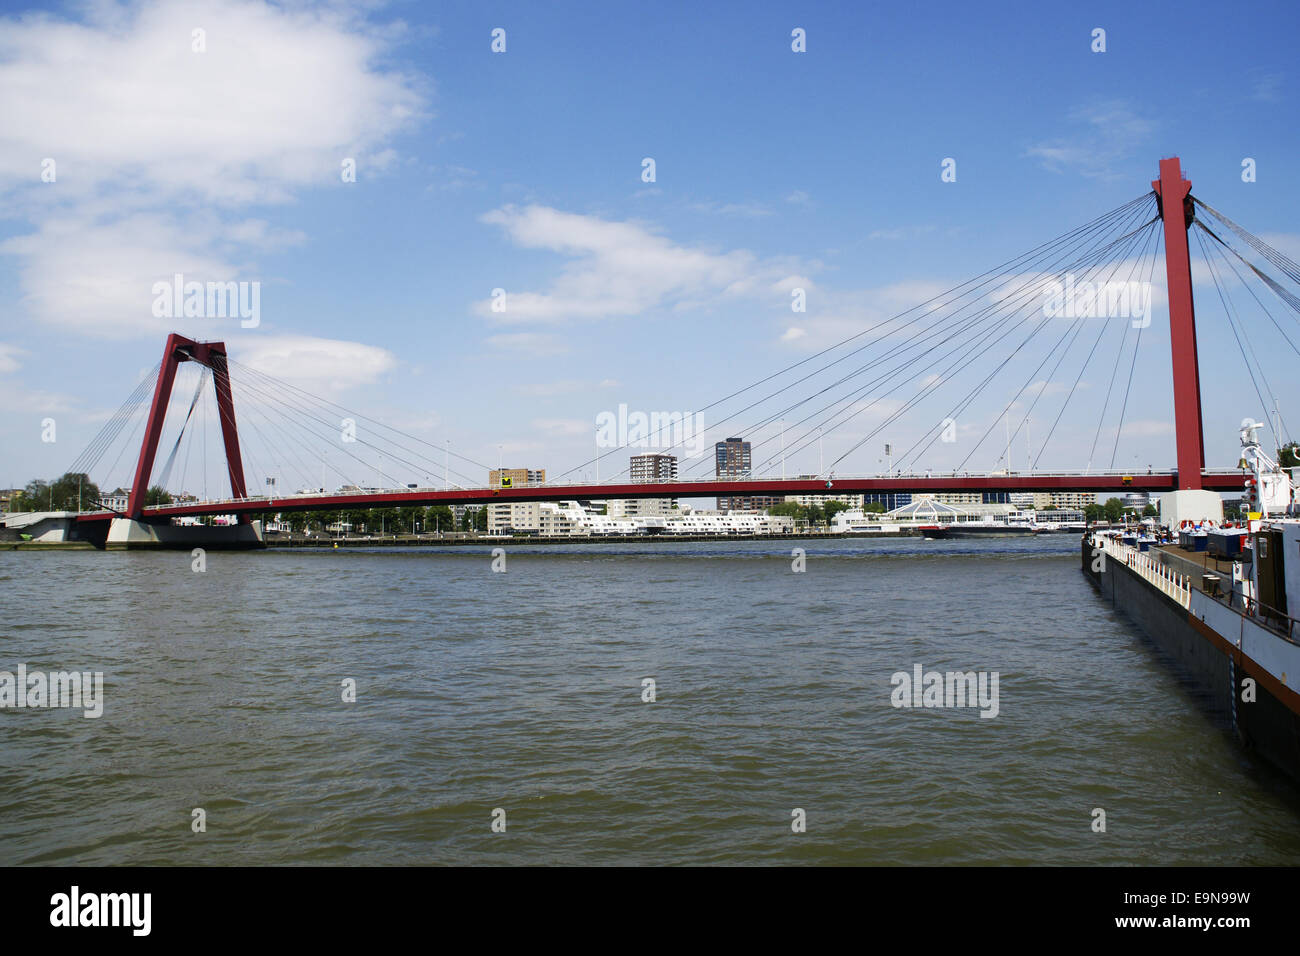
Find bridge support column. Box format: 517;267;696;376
1153;156;1205;490
126;333;248;519
105;517;264;550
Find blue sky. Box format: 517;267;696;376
1;0;1298;496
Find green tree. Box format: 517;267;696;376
1142;503;1158;517
393;506;422;534
12;479;49;511
424;505;453;533
15;473;100;512
1084;503;1103;523
144;485;173;506
863;502;886;514
1279;443;1300;469
467;504;488;535
1102;497;1124;523
767;501;805;521
823;500;852;522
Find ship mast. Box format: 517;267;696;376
1240;419;1293;519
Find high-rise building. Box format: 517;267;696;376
487;468;546;532
863;492;912;511
489;468;545;488
607;453;678;517
629;453;677;482
713;438;778;510
715;437;748;510
1029;491;1098;511
1122;491;1151;512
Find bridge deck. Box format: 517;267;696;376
73;471;1246;522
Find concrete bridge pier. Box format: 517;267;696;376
105;518;265;550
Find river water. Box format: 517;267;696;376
2;536;1297;865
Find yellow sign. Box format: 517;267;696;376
500;476;512;488
1122;475;1133;485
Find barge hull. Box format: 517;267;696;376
1081;536;1300;783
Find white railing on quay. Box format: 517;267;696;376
1089;532;1190;608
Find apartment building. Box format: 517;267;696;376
713;438;779;510
486;467;546;533
607;452;679;517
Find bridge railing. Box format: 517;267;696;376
1088;532;1191;608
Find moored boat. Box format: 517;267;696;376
1083;419;1300;782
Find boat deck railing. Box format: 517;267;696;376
1091;532;1300;649
1089;532;1191;608
1236;595;1300;648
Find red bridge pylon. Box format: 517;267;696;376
127;333;247;519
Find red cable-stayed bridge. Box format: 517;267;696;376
39;156;1300;540
77;471;1247;526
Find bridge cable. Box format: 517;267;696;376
226;358;494;477
947;213;1160;473
65;361;161;479
877;206;1158;475
674;195;1158;479
1192;198;1300;286
642;194;1155;480
1034;216;1163;471
739;198;1158;477
225;360;484;489
823;204;1159;474
1195;225;1290;448
558;192;1157;482
1194;218;1300;321
156;367;209;491
1196;223;1300;361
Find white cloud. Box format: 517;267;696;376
485;332;571;355
0;0;426;339
532;417;590;437
0;380;79;415
2;211;250;337
777;279;955;351
0;1;424;203
0;343;24;373
476;205;802;323
229;334;397;394
1025;100;1153;180
515;379;616;397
